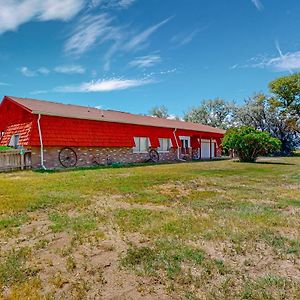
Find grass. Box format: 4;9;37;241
48;213;99;234
0;247;36;286
0;214;28;231
0;146;12;151
0;156;299;298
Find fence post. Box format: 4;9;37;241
20;149;25;170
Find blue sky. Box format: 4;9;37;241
1;0;300;116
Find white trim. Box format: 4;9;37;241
37;114;47;170
179;136;191;148
133;151;149;154
173;130;186;161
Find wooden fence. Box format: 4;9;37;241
0;150;32;171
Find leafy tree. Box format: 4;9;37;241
222;126;281;162
269;72;300;117
234;93;300;154
149;105;169;118
184;99;235;129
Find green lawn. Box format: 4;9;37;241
0;146;12;151
0;157;299;299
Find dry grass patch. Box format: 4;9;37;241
0;157;300;299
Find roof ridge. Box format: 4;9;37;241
4;96;225;134
7;95;102;111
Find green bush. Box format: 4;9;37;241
222;126;281;162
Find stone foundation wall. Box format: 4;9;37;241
30;146;178;169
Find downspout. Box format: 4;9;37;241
37;114;47;170
173;128;186;162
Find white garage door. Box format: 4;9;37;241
201;140;210;159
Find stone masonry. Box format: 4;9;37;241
30;146;178;169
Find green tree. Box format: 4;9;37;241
184;98;235;129
269;72;300;117
222;126;281;163
234;93;300;154
149;105;169;118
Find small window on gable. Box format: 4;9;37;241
133;137;150;153
158;138;172;152
9;134;20;148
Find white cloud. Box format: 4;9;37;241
0;0;84;34
20;66;50;77
256;51;300;72
55;77;153;92
125;17;173;51
20;67;35;77
38;67;50;75
130;55;161;68
54;64;86;74
171;29;199;47
229;64;238;70
251;0;263;11
30;90;48;95
90;0;136;9
235;47;300;73
64;14;120;56
65;14;172;70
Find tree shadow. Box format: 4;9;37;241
232;159;296;166
255;161;296;166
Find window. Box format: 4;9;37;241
133;137;150;153
9;134;20;148
158;138;172;152
179;136;190;155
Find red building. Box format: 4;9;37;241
0;96;225;169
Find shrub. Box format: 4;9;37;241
222;126;281;162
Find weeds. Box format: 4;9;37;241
0;247;37;286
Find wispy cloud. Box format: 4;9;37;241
64;14;121;56
255;51;300;72
0;82;10;86
274;40;293;74
251;0;263;11
129;55;161;68
65;14;173;70
20;66;50;77
171;29;200;47
0;0;84;34
229;64;238;70
20;65;86;76
247;41;300;72
54;64;86;74
55;77;153;92
234;45;300;73
125;17;173;51
89;0;136;9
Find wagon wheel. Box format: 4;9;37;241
149;149;160;163
59;147;78;168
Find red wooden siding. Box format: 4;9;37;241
0;122;32;146
0;98;33;132
0;97;224;149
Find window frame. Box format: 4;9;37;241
179;136;191;155
133;137;150;153
158;138;172;153
9;134;20;148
